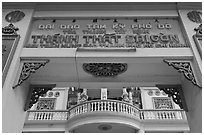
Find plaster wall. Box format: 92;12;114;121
178;10;202;84
181;77;202;133
2;9;34;133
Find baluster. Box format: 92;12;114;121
125;105;128;113
95;102;97;111
44;112;47;120
101;101;103;111
104;101;107;111
120;103;122;112
156;111;160;119
37;113;40;120
107;101;110;111
160;112;164;119
40;113;43;120
47;112;50;120
80;105;82;114
117;102;119;112
77;106;79;114
91;102;93;111
114;102;116;112
84;104;86;112
166;112;170;119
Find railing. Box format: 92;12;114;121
140;109;186;120
68;100;140;120
27;110;68;121
26;100;186;122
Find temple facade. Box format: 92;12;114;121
2;2;202;133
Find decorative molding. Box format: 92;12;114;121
2;35;20;86
13;59;49;89
187;10;202;23
2;23;19;35
83;63;127;77
5;10;25;23
24;84;56;111
163;60;201;88
193;24;202;57
156;85;188;112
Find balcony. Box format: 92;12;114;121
25;100;189;132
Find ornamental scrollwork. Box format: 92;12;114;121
13;60;49;89
24;84;56;111
187;10;202;23
163;60;201;88
194;24;202;38
2;23;19;35
156;85;188;111
83;63;127;77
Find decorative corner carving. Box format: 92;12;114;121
2;23;19;35
13;59;49;89
156;85;188;112
83;63;127;77
163;60;201;88
24;84;56;111
194;24;202;38
187;10;202;23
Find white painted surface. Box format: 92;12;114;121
140;87;180;109
2;9;34;133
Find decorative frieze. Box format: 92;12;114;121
163;60;201;88
13;59;49;89
83;63;127;77
24;84;56;111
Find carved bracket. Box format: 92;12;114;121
24;84;56;111
83;63;127;77
13;59;49;89
163;60;201;88
156;85;188;112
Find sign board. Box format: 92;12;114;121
25;18;188;48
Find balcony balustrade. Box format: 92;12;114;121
26;100;187;122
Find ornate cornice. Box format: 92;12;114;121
83;63;127;77
13;59;49;89
24;84;56;111
163;60;201;88
156;85;188;112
